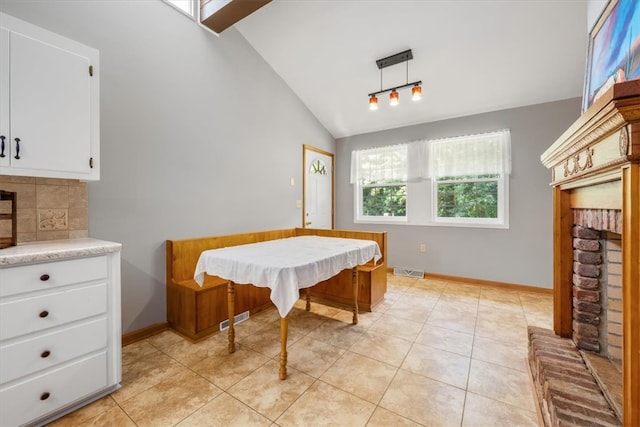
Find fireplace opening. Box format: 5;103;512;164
528;209;624;426
572;224;622;370
569;211;624;422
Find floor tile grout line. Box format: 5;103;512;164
155;331;280;420
366;276;424;425
459;282;482;427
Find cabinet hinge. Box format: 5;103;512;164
89;157;94;168
89;65;94;77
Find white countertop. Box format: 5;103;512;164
0;238;122;266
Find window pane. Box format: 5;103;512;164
352;144;408;185
362;185;406;217
437;180;498;218
165;0;195;16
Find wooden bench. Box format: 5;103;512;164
166;228;387;341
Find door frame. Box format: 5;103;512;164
302;144;335;229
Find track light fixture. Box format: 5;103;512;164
368;49;422;110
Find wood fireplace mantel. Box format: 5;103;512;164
541;80;640;425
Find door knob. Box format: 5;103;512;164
305;222;312;226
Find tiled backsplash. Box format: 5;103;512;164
0;175;88;244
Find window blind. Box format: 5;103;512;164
428;129;511;178
350;144;408;184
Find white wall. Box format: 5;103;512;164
335;98;582;288
588;0;609;30
0;0;334;333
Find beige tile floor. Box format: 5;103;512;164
49;274;552;427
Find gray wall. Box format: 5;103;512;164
335;98;581;288
1;1;334;333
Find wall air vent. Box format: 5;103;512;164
219;310;250;331
393;267;424;278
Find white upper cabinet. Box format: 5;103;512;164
0;13;99;180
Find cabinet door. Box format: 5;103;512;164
0;27;8;168
0;12;99;180
10;31;92;175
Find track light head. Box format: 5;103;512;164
389;90;399;106
412;84;422;101
369;95;379;110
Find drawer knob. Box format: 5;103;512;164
40;274;50;281
41;350;51;358
40;392;50;401
39;310;49;318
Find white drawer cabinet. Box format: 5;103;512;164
0;318;107;384
0;256;107;297
0;239;121;427
0;283;107;340
0;353;108;427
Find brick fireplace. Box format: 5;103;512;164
538;81;640;426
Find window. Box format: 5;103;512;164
350;130;510;228
351;144;408;221
310;159;327;175
430;130;510;227
164;0;196;19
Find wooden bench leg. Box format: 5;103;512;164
227;282;235;353
279;316;288;380
305;288;311;311
352;267;359;324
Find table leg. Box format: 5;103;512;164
352;267;359;324
279;316;288;380
227;281;235;353
305;288;311;311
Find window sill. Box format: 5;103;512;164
355;217;408;225
354;218;509;229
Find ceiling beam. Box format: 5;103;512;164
200;0;271;34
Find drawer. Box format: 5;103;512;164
0;256;107;298
0;283;107;341
0;352;107;427
0;317;107;384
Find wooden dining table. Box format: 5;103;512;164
194;235;381;379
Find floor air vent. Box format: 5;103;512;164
219;310;250;331
393;267;424;278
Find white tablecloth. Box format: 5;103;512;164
194;235;382;317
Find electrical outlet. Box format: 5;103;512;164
419;244;426;252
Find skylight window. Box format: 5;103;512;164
164;0;196;19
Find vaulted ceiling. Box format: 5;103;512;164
234;0;589;139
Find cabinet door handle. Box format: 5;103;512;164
40;392;50;401
14;138;20;160
41;350;51;358
0;135;5;158
40;274;50;281
39;310;49;318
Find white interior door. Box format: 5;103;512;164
303;145;333;229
